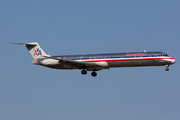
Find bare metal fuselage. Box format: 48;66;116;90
33;51;175;71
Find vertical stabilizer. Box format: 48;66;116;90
10;42;49;60
25;42;48;59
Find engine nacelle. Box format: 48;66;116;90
40;59;59;65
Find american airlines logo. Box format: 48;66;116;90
34;48;42;56
126;53;147;56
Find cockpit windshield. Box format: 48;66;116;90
161;53;169;56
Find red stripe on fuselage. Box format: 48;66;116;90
80;57;174;62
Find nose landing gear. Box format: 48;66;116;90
165;67;169;71
165;65;169;71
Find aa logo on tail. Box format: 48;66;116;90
34;48;42;56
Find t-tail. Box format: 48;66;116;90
10;42;49;60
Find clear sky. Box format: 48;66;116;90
0;0;180;120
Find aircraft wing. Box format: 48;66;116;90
43;56;102;70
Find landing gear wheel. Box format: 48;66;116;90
91;71;97;77
81;70;87;75
165;67;169;71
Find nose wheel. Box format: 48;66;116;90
165;67;169;71
165;65;169;71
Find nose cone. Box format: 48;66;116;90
171;58;176;64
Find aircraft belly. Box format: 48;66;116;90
42;59;172;69
44;64;76;69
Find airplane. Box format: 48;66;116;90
10;42;176;77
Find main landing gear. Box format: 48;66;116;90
165;65;169;71
81;70;97;77
91;71;97;77
81;69;87;75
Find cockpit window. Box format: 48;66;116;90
161;53;169;56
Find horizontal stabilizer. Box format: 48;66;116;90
10;42;48;59
9;42;37;46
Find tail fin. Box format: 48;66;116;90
10;42;49;59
